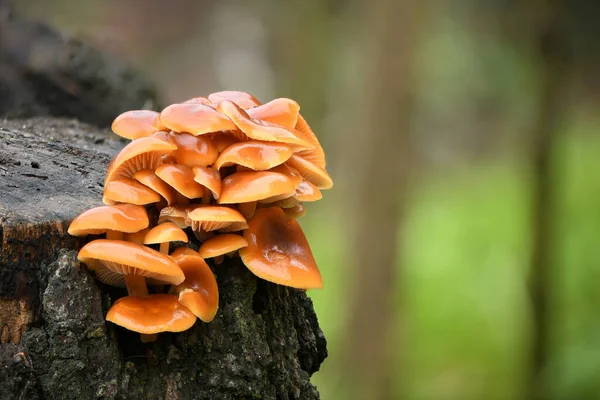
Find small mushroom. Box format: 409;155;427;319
102;177;161;206
132;169;178;206
153;131;218;167
246;98;300;128
187;205;248;233
155;164;205;200
198;234;248;264
207;90;261;109
218;171;295;204
293;114;326;168
111;110;160;140
144;222;189;254
239;207;322;289
68;204;149;240
294;180;322;202
212;141;293;171
105;137;177;184
158;103;237;135
106;294;196;334
216;101;313;150
285;154;333;190
192;166;222;203
171;254;219;322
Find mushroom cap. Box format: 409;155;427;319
106;294;196;334
192;166;222;199
239;207;322;289
212;141;292;171
158;205;194;228
105;137;177;183
169;246;201;258
216;101;313;150
246;98;299;129
293;115;326;168
111;110;160;140
153;131;218;167
103;177;161;206
198;234;248;258
285;154;333;190
187;206;247;232
78;239;185;287
68;204;149;236
155;164;205;199
158;103;237;135
132;169;178;205
207;90;261;109
172;254;219;322
218;170;295;204
283;203;306;219
269;164;303;188
294;180;322;202
207;132;240;152
144;222;188;245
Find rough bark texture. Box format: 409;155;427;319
0;1;159;126
0;119;327;399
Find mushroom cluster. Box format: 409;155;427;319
68;91;332;340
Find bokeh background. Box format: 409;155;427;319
12;0;600;399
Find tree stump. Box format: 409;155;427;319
0;118;327;399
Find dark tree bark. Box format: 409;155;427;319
0;119;327;399
0;1;158;126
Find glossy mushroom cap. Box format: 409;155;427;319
187;206;247;232
293;115;326;168
207;90;261;109
217;101;313;150
246;98;299;129
143;222;188;245
106;294;196;334
239;207;322;289
198;234;248;258
103;177;161;206
212;141;292;171
218;171;295;204
192;166;222;200
155;164;205;199
105;137;177;183
294;180;322;202
169;246;201;258
132;169;177;205
158;103;236;135
285;154;333;190
68;204;149;236
172;254;219;322
153;131;218;167
78;239;185;287
111;110;160;140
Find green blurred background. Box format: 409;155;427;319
14;0;600;399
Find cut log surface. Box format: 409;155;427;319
0;118;327;400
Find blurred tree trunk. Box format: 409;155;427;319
527;0;569;399
340;0;421;399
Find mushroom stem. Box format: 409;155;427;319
159;242;170;254
125;275;148;297
214;255;224;265
193;229;214;242
124;275;156;343
175;193;190;205
237;202;256;219
106;230;123;240
201;191;212;204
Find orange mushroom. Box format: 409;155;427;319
187;206;248;233
132;169;178;206
105;137;177;184
246;98;299;128
192;166;222;203
294;180;322;202
111;110;160;140
155;164;205;200
169;246;202;258
158;103;236;135
217;101;313;150
239;207;322;289
102;177;161;206
218;170;295;204
144;222;188;254
285;154;333;190
293;115;326;168
106;294;196;334
212;141;293;171
171;254;219;322
236;201;257;219
207;90;261;109
282;203;306;219
153;131;218;167
68;204;149;240
198;234;248;264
